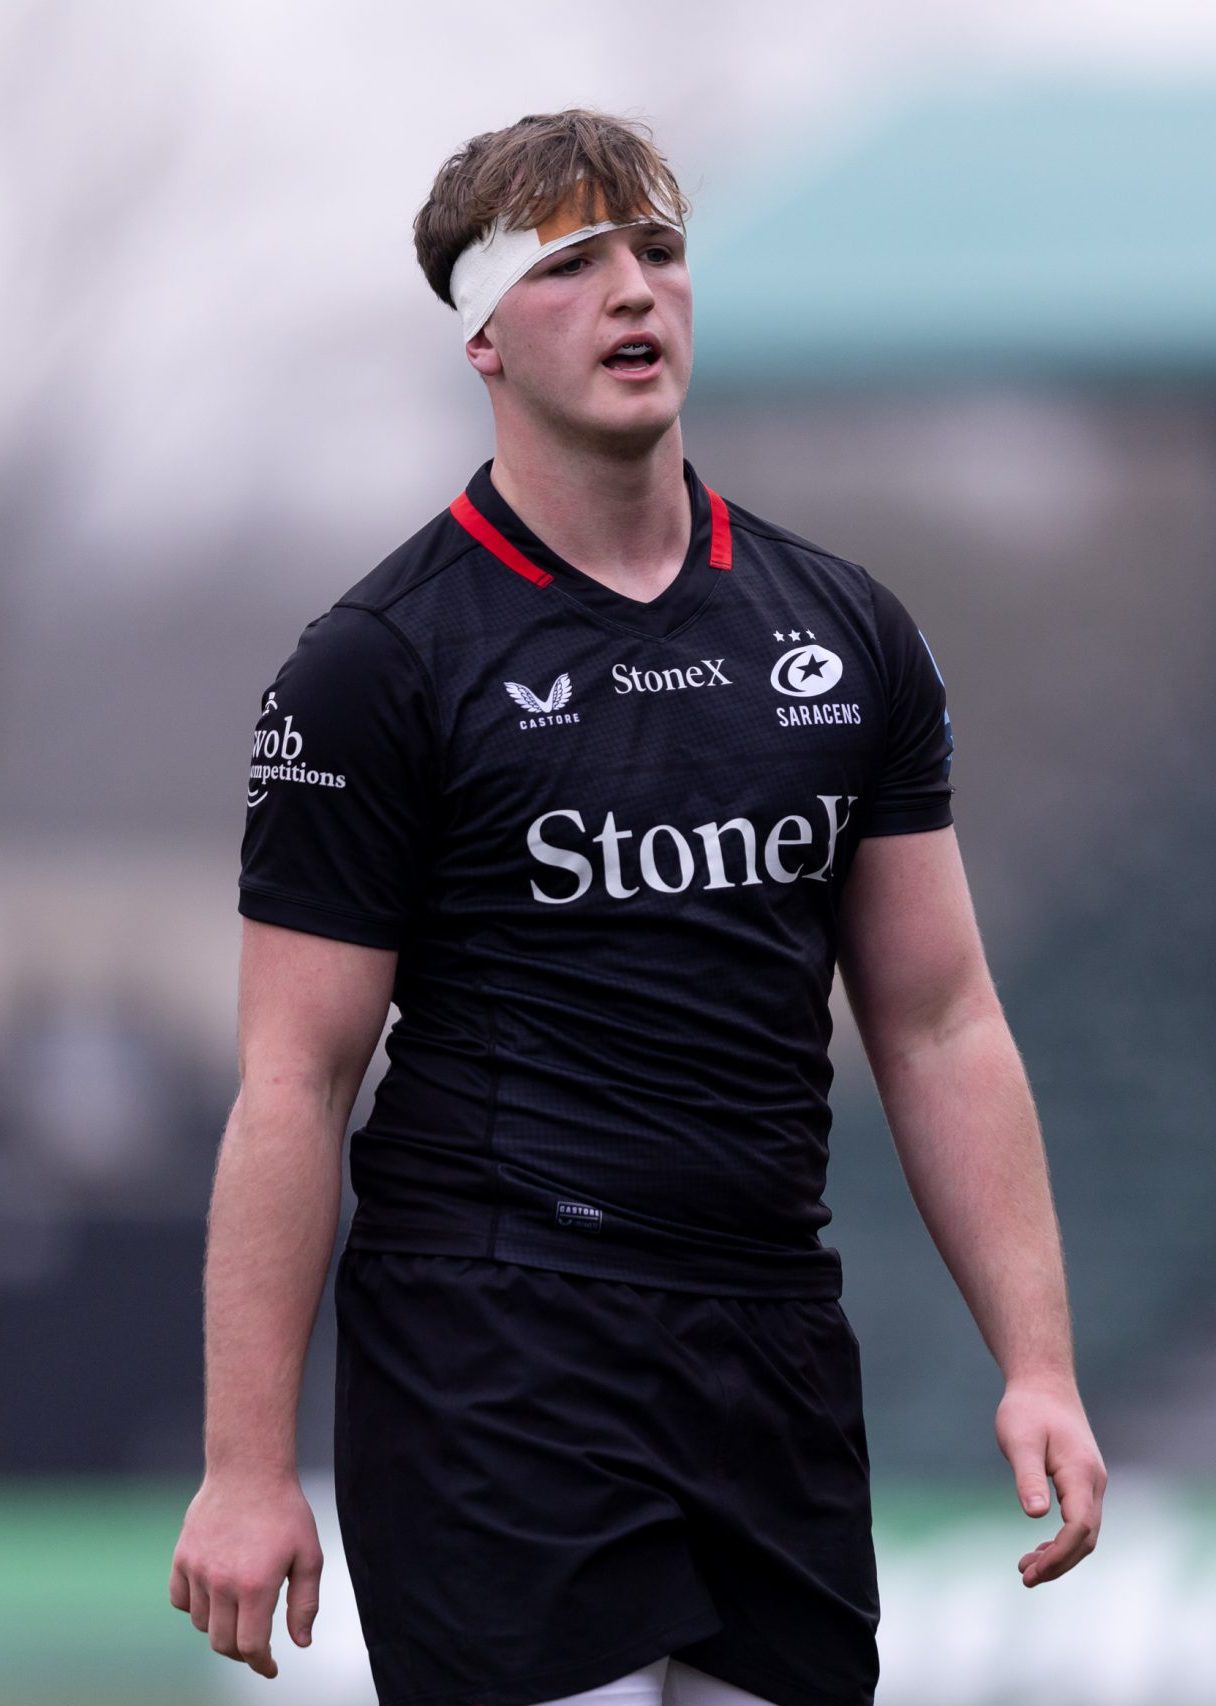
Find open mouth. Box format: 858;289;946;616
602;337;661;373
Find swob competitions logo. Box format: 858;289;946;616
246;689;347;808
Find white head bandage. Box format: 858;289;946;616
449;188;683;341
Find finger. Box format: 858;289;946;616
1036;1460;1102;1575
1019;1518;1091;1585
1002;1433;1052;1516
188;1580;211;1632
169;1560;192;1612
207;1588;240;1661
1056;1458;1102;1533
234;1584;280;1679
1039;1521;1094;1581
1019;1534;1062;1586
286;1547;323;1647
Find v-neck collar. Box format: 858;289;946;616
450;459;732;640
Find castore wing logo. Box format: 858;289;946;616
504;673;572;713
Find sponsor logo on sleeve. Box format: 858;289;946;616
246;691;346;808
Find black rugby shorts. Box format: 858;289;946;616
333;1251;880;1706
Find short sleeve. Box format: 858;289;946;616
237;603;441;947
857;574;955;837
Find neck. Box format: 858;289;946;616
488;422;691;596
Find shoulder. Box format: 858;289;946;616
333;499;479;621
717;489;880;608
274;497;480;684
719;486;933;639
713;486;938;702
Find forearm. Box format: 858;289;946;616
867;1001;1075;1387
202;1085;345;1479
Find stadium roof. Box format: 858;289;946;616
690;82;1216;386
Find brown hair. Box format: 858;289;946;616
414;108;691;309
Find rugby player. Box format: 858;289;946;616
169;108;1106;1706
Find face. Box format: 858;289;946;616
467;222;693;455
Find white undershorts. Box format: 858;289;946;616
528;1655;778;1706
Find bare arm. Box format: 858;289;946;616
837;826;1106;1587
170;918;396;1675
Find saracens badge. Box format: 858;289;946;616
770;640;843;698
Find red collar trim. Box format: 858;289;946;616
449;492;554;587
705;486;732;570
449;483;733;584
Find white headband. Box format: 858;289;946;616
450;200;683;341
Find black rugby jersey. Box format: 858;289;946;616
238;461;954;1297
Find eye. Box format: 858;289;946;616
550;253;590;275
642;244;675;264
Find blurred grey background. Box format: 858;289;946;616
2;3;1214;1702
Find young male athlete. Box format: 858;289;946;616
169;110;1106;1706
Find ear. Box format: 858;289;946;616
465;327;503;378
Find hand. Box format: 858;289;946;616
995;1376;1107;1588
168;1472;324;1677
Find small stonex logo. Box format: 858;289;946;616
504;672;581;729
555;1199;603;1233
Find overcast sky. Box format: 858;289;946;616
5;0;1216;590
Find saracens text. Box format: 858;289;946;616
526;796;857;904
776;702;862;728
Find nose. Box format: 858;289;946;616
606;248;656;316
